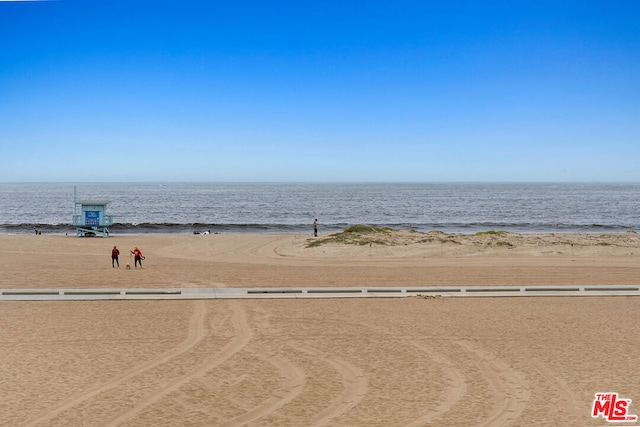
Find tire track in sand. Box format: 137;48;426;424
216;349;306;427
24;301;208;427
296;344;368;427
348;320;467;427
104;302;253;426
404;340;467;427
530;357;582;421
457;340;530;427
213;303;307;426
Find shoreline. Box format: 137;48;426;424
1;228;639;236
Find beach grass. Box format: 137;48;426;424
307;224;391;247
474;230;507;236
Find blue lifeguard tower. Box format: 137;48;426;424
73;199;113;237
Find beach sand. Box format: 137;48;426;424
1;231;639;426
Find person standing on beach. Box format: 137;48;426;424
111;246;120;268
314;219;318;237
131;246;143;269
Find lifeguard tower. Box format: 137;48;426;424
73;200;113;237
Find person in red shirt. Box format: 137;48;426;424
111;246;120;268
131;246;143;269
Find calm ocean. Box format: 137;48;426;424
0;183;639;235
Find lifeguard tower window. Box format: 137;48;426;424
73;200;113;237
85;211;100;226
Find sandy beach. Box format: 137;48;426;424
1;230;639;426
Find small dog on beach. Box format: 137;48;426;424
126;263;131;270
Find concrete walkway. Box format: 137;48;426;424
1;285;639;301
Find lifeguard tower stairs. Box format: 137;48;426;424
73;200;113;237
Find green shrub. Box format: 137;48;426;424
344;224;390;234
306;224;390;248
474;230;506;236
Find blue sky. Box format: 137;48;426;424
1;1;639;182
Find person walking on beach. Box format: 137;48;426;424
313;219;318;237
111;246;120;268
131;246;144;269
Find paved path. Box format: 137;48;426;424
1;285;639;301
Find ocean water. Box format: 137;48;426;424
0;182;639;234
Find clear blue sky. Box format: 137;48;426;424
1;1;639;182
